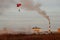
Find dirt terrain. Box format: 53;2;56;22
0;32;60;40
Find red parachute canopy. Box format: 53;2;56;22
17;3;21;7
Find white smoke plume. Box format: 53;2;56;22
20;0;50;21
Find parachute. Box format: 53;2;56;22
17;3;22;12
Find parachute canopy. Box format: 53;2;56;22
17;3;22;7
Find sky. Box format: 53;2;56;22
0;0;60;32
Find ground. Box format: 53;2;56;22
0;32;60;40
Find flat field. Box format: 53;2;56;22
0;33;60;40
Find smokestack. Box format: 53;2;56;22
48;21;51;32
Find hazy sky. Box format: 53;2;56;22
0;0;60;32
